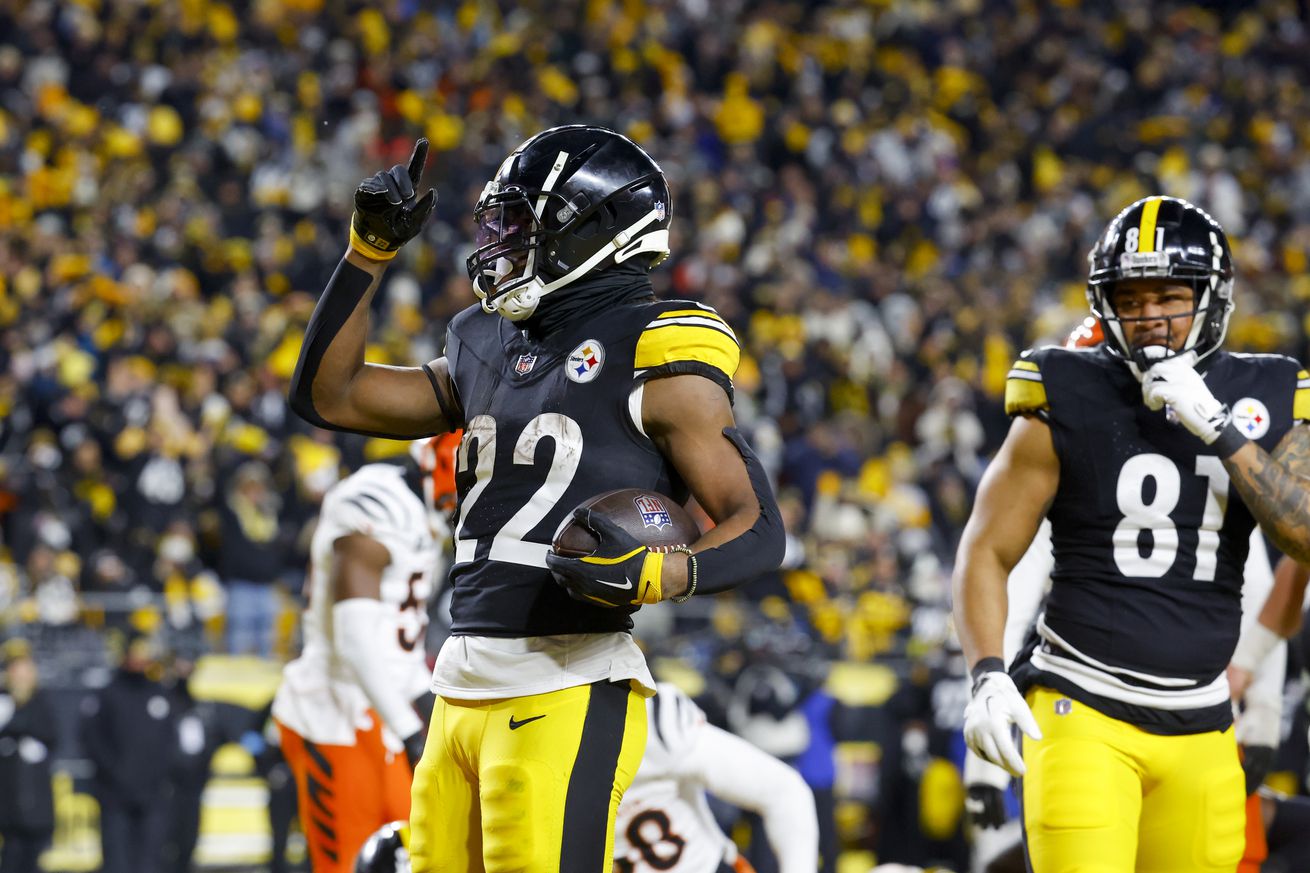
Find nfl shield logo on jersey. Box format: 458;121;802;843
515;354;537;375
633;494;672;530
566;340;605;383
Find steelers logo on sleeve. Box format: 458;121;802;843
1231;397;1271;440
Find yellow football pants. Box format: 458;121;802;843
409;680;647;873
1022;686;1245;873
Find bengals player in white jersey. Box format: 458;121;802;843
273;453;441;872
613;683;817;873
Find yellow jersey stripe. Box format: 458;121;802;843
1295;386;1310;422
657;308;729;325
634;323;740;378
1005;376;1049;415
1137;197;1162;253
1011;360;1040;373
649;316;739;343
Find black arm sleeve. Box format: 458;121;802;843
422;361;464;428
288;257;374;432
691;427;787;595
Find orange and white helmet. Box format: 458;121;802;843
409;431;462;518
1064;315;1104;349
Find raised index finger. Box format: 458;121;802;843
407;138;430;187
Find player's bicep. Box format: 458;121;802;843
1271;423;1310;480
960;415;1060;573
330;533;391;601
641;374;753;525
332;357;459;438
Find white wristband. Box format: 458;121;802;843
333;598;424;740
1231;621;1283;674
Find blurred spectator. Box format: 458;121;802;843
214;461;285;658
162;654;256;873
244;701;302;873
81;632;176;873
3;0;1310;866
0;638;56;873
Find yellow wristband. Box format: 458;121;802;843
349;225;399;261
634;551;664;605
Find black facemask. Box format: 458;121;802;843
520;261;656;340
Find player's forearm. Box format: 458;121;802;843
1256;556;1310;637
952;549;1011;671
663;428;785;600
696;728;819;873
288;251;388;428
760;780;819;873
660;503;765;599
1223;436;1310;565
332;598;424;741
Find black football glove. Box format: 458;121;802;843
403;729;427;772
545;510;672;608
350;138;437;261
1242;744;1275;796
964;784;1008;829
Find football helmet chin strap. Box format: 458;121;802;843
475;212;669;321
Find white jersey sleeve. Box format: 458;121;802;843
1004;519;1053;663
616;684;818;873
686;725;818;873
273;464;439;747
1236;531;1286;748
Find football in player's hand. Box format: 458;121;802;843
552;489;700;557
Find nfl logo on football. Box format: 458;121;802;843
633;495;672;530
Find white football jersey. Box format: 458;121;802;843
274;464;439;746
616;684;737;873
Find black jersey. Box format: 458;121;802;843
443;299;739;637
1005;346;1310;733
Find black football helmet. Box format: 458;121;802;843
1086;195;1234;368
355;821;410;873
465;125;672;321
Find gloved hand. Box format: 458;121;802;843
546;510;671;608
1140;353;1238;446
403;730;427;772
350;138;437;261
963;670;1043;778
963;749;1010;829
965;785;1008;829
1241;744;1275;797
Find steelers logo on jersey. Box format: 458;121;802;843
566;340;605;383
1232;396;1271;439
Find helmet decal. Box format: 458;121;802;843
1085;195;1234;369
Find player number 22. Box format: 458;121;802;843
1113;453;1229;579
453;412;583;568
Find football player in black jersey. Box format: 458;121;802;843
953;196;1310;872
288;127;784;873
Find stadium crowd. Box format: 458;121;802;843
3;0;1310;868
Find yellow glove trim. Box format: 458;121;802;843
634;551;664;605
349;225;399;261
580;545;646;566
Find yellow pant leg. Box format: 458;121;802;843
410;695;486;873
478;681;646;873
412;681;645;873
1022;687;1143;873
1135;726;1244;873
